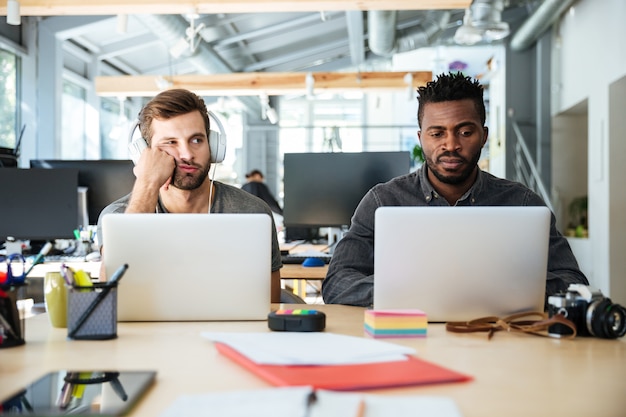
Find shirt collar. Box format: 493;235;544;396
418;164;483;205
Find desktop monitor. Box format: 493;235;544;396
30;159;135;225
0;168;78;241
282;151;411;230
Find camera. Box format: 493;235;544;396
547;284;626;339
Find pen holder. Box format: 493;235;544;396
67;283;117;340
0;284;26;348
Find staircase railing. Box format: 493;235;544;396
509;116;554;212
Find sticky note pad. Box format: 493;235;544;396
364;309;427;338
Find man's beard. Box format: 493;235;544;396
170;163;211;190
424;149;481;185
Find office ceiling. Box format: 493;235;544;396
42;0;540;81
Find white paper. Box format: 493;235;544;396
159;387;463;417
158;386;312;417
201;332;415;365
311;390;464;417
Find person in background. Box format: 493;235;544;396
322;72;588;307
97;89;283;303
241;169;283;216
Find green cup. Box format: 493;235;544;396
44;271;67;328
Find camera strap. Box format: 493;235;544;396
445;311;577;340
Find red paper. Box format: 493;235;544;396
215;342;472;391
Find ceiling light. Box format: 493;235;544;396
266;107;279;125
305;72;315;99
117;14;128;34
259;93;278;125
471;0;510;41
477;20;510;42
454;9;483;45
454;1;511;46
403;73;414;101
169;15;205;58
7;0;21;26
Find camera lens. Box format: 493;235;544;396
587;299;626;339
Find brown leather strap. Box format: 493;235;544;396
446;311;577;340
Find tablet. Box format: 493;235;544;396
0;370;156;416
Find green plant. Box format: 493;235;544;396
567;196;588;238
412;143;425;164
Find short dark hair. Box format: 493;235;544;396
138;89;210;145
245;169;264;179
416;72;486;128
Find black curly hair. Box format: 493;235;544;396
416;72;486;128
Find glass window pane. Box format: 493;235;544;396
61;80;87;158
100;97;133;159
0;48;18;150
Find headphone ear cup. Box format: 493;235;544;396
127;121;148;165
209;130;226;163
207;111;227;164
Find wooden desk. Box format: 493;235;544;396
280;243;329;299
2;304;625;417
280;264;328;300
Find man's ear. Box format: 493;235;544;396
482;126;489;146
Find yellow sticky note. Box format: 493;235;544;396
73;270;93;287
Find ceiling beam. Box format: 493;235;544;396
95;71;432;97
2;1;470;16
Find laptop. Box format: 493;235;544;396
101;213;272;321
373;206;551;322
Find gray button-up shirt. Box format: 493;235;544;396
321;166;588;307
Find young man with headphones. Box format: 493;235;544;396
97;89;283;303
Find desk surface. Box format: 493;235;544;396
1;304;625;417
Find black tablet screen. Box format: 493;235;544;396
0;370;156;416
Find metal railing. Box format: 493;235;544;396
510;116;554;212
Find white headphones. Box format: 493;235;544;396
127;110;227;165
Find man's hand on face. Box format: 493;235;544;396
133;145;176;191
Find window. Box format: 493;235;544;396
100;97;133;159
0;48;19;150
61;79;87;159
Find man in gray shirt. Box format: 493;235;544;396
98;89;282;302
322;72;588;307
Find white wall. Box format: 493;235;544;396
553;0;626;302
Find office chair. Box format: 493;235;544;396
280;288;306;304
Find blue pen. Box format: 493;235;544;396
107;263;128;286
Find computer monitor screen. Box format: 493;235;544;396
283;151;411;228
0;168;78;241
29;160;135;225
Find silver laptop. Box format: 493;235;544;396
102;213;272;321
373;206;550;322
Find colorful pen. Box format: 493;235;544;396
25;242;53;277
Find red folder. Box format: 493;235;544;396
215;342;472;391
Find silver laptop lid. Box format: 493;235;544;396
374;206;550;322
102;213;272;322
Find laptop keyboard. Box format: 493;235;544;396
44;254;87;262
281;254;332;264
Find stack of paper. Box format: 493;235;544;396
201;332;471;390
364;309;428;338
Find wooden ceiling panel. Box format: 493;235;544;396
2;1;471;16
95;71;432;97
